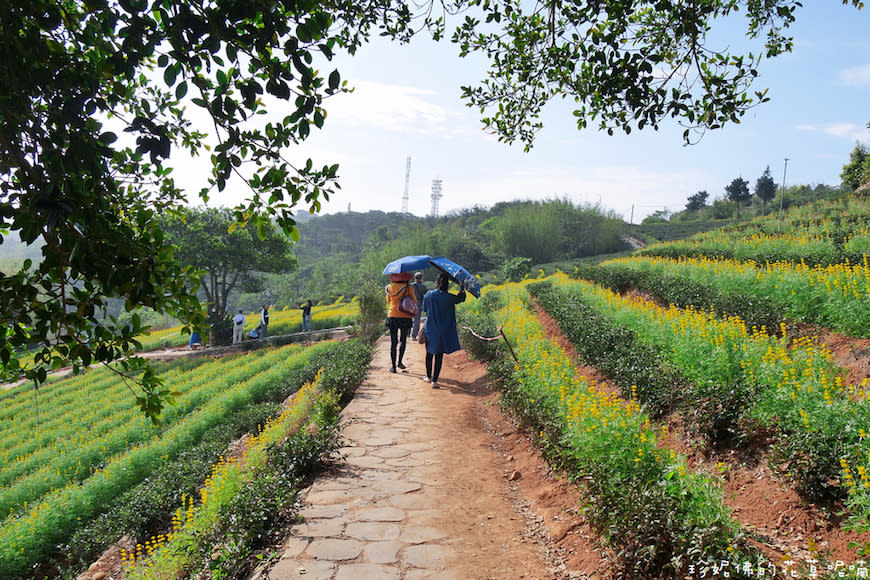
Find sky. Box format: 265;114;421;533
177;2;870;224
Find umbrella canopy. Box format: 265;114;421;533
382;255;432;275
427;257;481;298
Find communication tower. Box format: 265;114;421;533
430;178;443;218
401;157;411;215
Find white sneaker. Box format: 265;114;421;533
431;382;439;389
422;376;431;383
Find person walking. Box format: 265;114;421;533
421;272;466;388
259;304;269;340
232;309;246;344
385;272;415;373
410;272;427;341
300;300;313;332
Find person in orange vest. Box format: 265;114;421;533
385;272;415;373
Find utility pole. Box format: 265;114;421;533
777;157;789;232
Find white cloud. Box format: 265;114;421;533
325;80;467;137
838;64;870;86
796;123;870;143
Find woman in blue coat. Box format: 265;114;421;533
421;272;466;388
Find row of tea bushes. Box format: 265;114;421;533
577;255;870;337
121;374;344;578
540;275;869;545
461;282;756;578
63;338;372;575
0;340;353;578
636;195;870;267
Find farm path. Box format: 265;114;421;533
257;334;598;580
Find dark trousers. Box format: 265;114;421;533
425;352;444;382
387;317;412;368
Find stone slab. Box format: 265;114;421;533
363;540;403;564
344;521;401;541
305;538;364;561
335;563;401;580
268;558;334;580
356;507;406;522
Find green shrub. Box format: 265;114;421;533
503;257;532;282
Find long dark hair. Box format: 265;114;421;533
436;272;450;291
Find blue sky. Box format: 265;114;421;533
182;3;870;223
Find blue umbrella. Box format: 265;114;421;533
427;257;481;298
382;254;432;275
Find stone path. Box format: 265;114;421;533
259;334;553;580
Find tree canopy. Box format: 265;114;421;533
1;0;862;420
0;0;393;418
841;143;870;191
162;207;297;323
685;191;709;212
454;0;864;147
725;177;751;218
754;166;778;213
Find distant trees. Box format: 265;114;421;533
685;191;709;212
725;177;752;218
484;199;628;263
841;144;870;191
642;210;672;224
162;207;296;327
754;167;778;214
276;200;629;302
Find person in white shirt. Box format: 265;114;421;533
232;310;246;344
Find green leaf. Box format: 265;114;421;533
175;80;188;99
163;64;177;86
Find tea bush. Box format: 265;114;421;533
553;275;870;514
464;282;754;578
574;262;784;334
122;377;345;579
528;281;684;419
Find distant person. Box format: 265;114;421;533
421;272;466;388
385;272;415;373
189;331;204;349
232;309;245;344
410;272;427;341
259;304;269;340
300;300;313;332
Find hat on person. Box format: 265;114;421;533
390;272;413;282
414;272;423;279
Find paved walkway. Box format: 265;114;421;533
258;334;550;580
